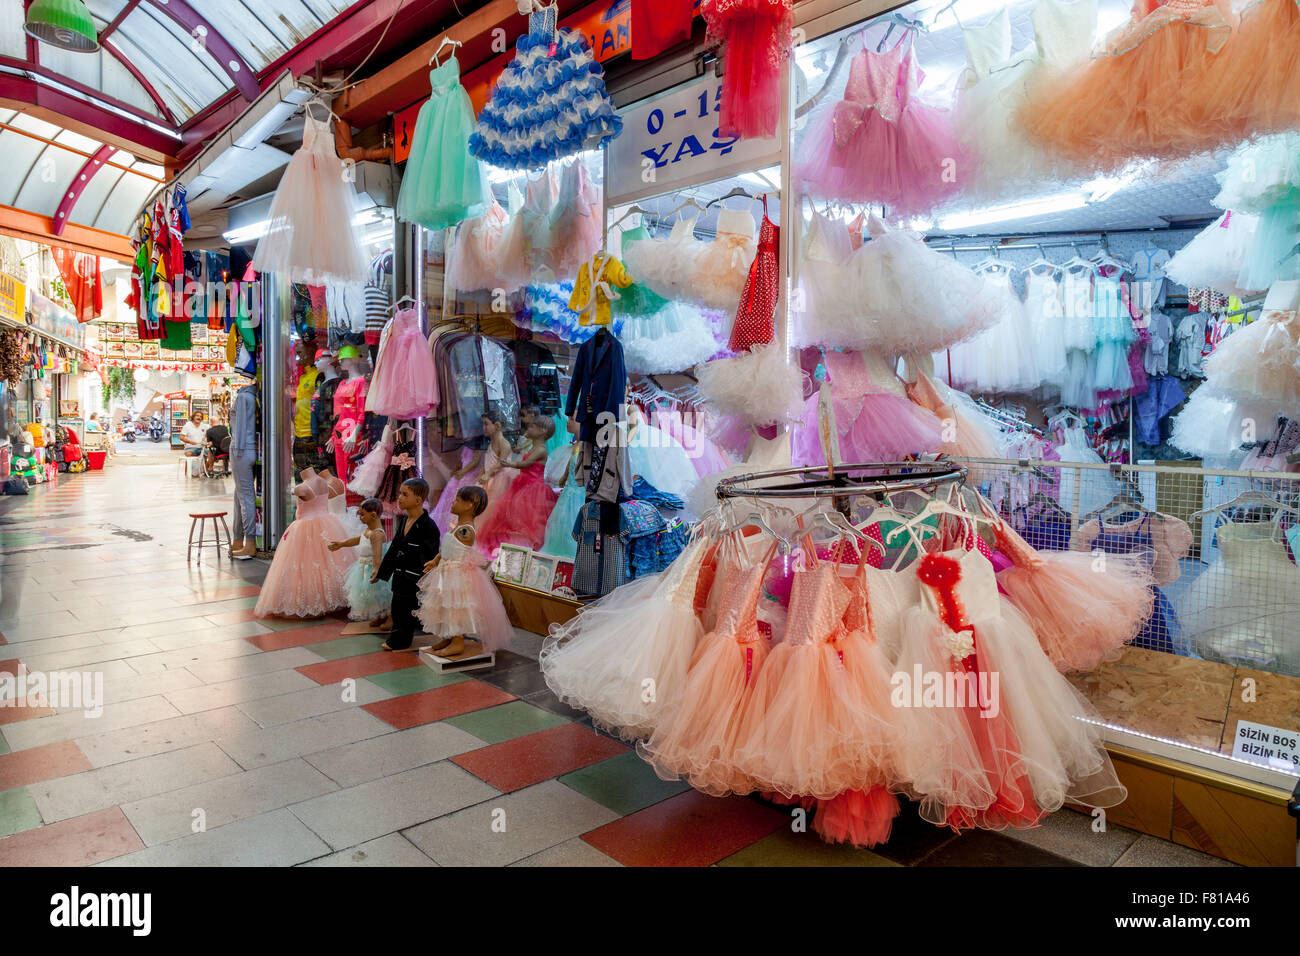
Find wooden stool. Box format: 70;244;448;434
188;511;232;565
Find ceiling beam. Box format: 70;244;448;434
258;0;401;84
0;203;134;261
143;0;260;101
51;144;115;236
334;0;520;128
99;0;143;43
101;40;179;127
0;55;174;130
0;81;177;165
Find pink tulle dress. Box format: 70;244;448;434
701;0;794;140
366;308;439;419
638;539;777;796
547;160;602;276
799;30;965;215
447;200;509;293
992;514;1155;673
254;475;353;618
431;445;484;535
790;349;943;466
477;459;559;556
416;528;513;651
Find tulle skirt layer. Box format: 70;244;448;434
540;576;703;740
1203;310;1300;416
812;786;901;848
790;391;943;466
416;559;514;650
1198;0;1300;141
369;324;440;419
255;513;353;618
997;551;1156;673
622;302;719;374
541;482;584;559
348;442;391;498
703;0;792;140
478;466;558;555
397;87;489;230
1018;12;1241;170
252;150;369;284
1165;212;1261;297
346;558;393;621
697;343;803;428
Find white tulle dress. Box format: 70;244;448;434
252;114;369;284
540;538;708;740
945;269;1042;394
1165;211;1262;297
1201;309;1300;417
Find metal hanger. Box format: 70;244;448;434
389;295;417;312
608;204;651;232
720;508;793;554
706;186;756;208
659;196;707;222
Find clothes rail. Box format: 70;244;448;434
714;460;967;502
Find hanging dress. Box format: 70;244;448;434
700;0;795;140
366;308;439;419
253;112;369;284
468;5;622;169
396;54;490;230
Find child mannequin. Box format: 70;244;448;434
476;409;519;531
254;467;352;618
478;416;559;555
376;477;441;651
329;497;393;629
418;486;513;659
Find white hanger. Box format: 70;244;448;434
430;37;462;65
1190;488;1300;521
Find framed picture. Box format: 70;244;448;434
493;544;529;585
522;553;556;592
552;561;574;592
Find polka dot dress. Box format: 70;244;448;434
728;199;780;352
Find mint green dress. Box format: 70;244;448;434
397;56;490;230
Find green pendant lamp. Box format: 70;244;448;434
24;0;100;54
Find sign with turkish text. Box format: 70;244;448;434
606;73;781;205
1232;719;1299;770
26;291;87;352
0;272;25;325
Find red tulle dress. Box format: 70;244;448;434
477;459;558;556
701;0;794;140
729;200;779;352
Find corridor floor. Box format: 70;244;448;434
0;459;1233;867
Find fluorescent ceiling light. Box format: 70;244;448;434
937;192;1086;229
17;68;182;140
223;208;387;245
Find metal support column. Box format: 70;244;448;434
259;272;290;548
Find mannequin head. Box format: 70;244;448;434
519;404;541;429
314;349;340;380
358;497;383;528
295;338;316;368
525;416;555;443
397;477;430;514
481;409;505;439
452;485;488;520
338;344;369;378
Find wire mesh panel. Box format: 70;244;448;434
954;457;1300;679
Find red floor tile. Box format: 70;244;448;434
362;680;515;730
245;620;350;651
0;702;57;725
0;740;92;790
581;790;787;866
295;650;422;685
452;722;628;793
0;807;145;866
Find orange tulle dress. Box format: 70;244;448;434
637;539;777;796
1198;0;1300;138
1017;0;1241;169
254;475;353;618
992;515;1156;673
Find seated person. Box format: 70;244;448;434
205;417;232;474
180;412;207;457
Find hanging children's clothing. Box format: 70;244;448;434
416;528;514;652
252;111;369;284
620;216;707;304
1017;0;1240;169
397;54;490;230
945;267;1043;395
468;5;622;169
542;448;585;559
695;208;760;313
548;160;604;276
254;475;353;618
366;308;439;419
569;253;633;327
446;200;510;293
700;0;795;140
792;209;855;349
798;30;965;215
1201;308;1300;417
375;425;420;514
729;199;779;351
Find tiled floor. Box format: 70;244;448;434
0;457;1237;867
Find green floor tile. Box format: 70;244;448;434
257;617;328;632
0;787;43;839
365;666;469;695
558;751;689;816
717;828;902;867
302;635;389;660
444;700;569;745
0;730;8;756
